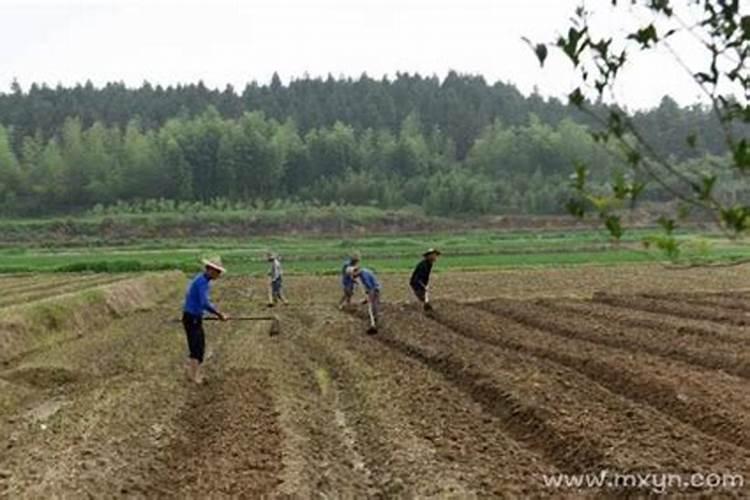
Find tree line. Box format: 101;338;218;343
0;73;737;216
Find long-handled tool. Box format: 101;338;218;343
176;316;281;335
267;279;275;307
418;281;433;312
211;316;281;336
366;302;378;335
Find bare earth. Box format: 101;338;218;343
2;263;750;497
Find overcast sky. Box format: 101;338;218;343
0;0;730;110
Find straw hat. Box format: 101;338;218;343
202;256;226;274
423;248;442;257
346;265;360;276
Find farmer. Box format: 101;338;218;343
182;257;228;385
267;252;288;307
339;252;361;309
350;265;381;334
410;248;441;311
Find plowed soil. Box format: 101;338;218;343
2;263;750;497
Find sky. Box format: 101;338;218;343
0;0;733;110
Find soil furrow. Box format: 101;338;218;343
635;291;750;313
477;298;750;380
434;302;750;452
539;298;750;347
0;275;126;308
143;368;283;498
593;292;750;326
6;270;750;497
358;305;748;490
331;306;560;496
239;309;377;497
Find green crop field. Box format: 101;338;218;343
1;227;748;275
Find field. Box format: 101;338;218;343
2;264;750;497
1;227;750;274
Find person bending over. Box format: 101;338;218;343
410;248;441;311
339;252;361;309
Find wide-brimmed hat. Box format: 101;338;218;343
423;248;442;257
202;256;226;274
351;251;361;262
346;265;360;276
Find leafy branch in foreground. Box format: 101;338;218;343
529;0;749;256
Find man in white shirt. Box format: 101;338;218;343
267;252;289;307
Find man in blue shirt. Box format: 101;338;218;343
182;257;228;384
339;252;361;309
350;265;381;334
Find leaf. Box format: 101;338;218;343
695;72;718;85
534;44;548;67
650;0;673;17
523;38;549;67
569;88;585;107
557;27;588;66
686;133;697;148
627;24;659;48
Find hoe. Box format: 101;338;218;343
366;302;378;335
177;315;281;335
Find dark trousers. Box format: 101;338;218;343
271;278;283;300
182;312;205;363
411;284;427;302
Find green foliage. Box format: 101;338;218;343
528;0;750;256
424;169;496;216
54;260;190;273
0;71;744;219
0;227;740;275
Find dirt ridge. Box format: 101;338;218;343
478;298;750;380
433;303;750;451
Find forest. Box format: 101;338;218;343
0;73;739;217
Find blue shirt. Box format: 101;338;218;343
183;273;218;317
342;259;356;288
358;268;380;292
